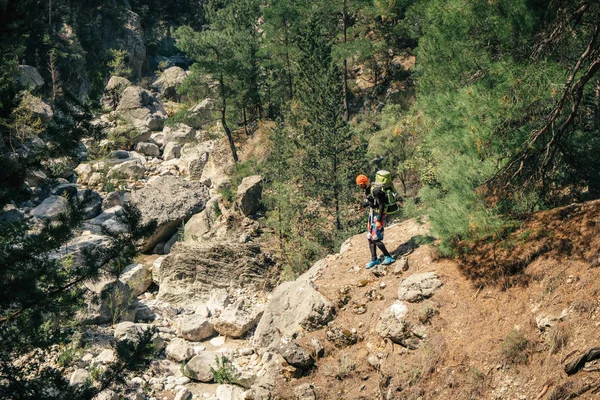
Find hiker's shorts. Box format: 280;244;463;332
367;214;385;241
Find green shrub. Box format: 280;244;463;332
210;355;238;384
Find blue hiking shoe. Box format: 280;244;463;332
365;259;381;269
381;256;395;265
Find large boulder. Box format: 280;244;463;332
179;141;214;179
31;196;68;219
107;159;145;180
253;280;335;349
177;315;216;341
17;65;44;90
134;142;160;157
375;302;413;346
236;175;263;216
131;176;210;252
116;86;167;131
157;242;273;306
184;352;220;382
120;263;152;296
21;93;53;123
183;196;220;242
397;272;443;302
153;66;187;100
101;76;132;109
213;299;264;338
84;278;137;324
163;124;196;145
166;338;194;363
163;142;182;160
200;137;236;189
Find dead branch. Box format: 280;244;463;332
564;346;600;375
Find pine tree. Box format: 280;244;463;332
293;14;367;234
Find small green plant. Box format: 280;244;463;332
89;364;103;381
501;329;529;365
335;355;355;380
210;355;238;384
56;345;80;367
407;368;421;387
108;49;132;78
212;201;222;218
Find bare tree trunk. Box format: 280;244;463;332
48;51;60;101
219;73;238;163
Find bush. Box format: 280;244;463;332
501;329;529;365
210;355;238;384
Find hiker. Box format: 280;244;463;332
356;174;396;269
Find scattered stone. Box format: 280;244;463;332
195;304;210;318
393;256;409;274
102;191;123;210
116;86;167;131
83;278;136;325
295;383;317;400
397;272;443;302
93;390;118;400
215;384;245;400
174;387;192;400
326;326;358;348
277;341;314;370
210;336;225;347
107;159;145;180
376;302;419;349
367;354;381;370
163;142;182;160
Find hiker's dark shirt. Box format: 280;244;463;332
361;185;386;217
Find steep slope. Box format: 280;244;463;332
273;202;600;399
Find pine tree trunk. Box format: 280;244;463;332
342;0;349;122
219;73;238;163
284;22;293;100
334;153;341;230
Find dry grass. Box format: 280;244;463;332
501;329;529;365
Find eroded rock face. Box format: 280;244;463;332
131;176;209;253
397;272;443;302
253;280;335;349
116;86;167;131
157;242;273;306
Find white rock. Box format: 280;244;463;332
210;336;225;347
95;349;115;364
69;369;91;387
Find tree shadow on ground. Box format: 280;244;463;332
390;235;436;258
